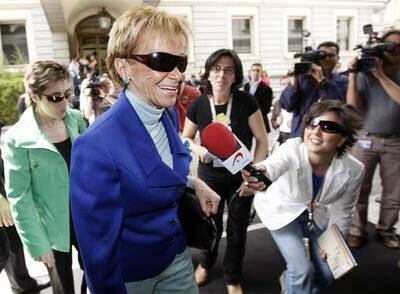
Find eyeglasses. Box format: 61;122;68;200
306;118;347;134
211;65;235;75
126;52;188;73
322;52;337;58
42;92;71;103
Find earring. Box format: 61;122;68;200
122;76;130;84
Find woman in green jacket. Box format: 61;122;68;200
2;61;87;294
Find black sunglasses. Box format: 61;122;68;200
42;92;71;103
306;118;346;134
126;52;188;73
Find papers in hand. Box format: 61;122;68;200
317;224;357;279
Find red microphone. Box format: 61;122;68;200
200;122;238;160
201;122;272;187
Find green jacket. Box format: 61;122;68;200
2;107;86;258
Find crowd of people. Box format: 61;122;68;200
0;4;399;294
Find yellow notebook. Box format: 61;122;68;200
317;224;358;279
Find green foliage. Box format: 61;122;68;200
0;70;24;125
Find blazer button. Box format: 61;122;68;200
171;236;177;242
171;218;178;225
171;201;177;208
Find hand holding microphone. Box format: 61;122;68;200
200;123;272;188
242;165;269;193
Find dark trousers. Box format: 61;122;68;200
198;166;253;285
0;226;39;291
0;227;9;272
46;215;86;294
350;135;400;237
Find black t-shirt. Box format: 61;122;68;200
186;90;259;172
54;138;72;171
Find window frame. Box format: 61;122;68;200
284;8;311;59
334;9;358;56
0;9;32;68
227;7;259;60
0;22;29;66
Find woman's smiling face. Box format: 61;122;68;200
304;111;348;157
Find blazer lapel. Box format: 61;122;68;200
113;92;190;187
15;107;58;153
319;156;348;202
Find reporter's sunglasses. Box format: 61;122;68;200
306;118;347;134
126;52;188;73
41;92;71;103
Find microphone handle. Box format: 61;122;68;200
244;164;273;187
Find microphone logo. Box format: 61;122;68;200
232;152;244;167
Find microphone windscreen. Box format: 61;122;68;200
201;123;238;160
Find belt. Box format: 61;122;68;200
366;132;400;139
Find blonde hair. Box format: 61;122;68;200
24;61;69;103
106;5;191;87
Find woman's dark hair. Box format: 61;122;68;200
302;100;363;157
201;49;243;95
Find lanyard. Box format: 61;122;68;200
208;95;233;127
308;175;324;231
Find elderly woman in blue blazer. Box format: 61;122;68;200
243;100;365;294
69;6;220;294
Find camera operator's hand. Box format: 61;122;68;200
347;58;357;74
371;57;385;79
311;63;325;84
84;88;92;96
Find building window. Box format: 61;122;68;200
232;17;252;54
0;23;28;65
337;17;353;51
288;18;304;52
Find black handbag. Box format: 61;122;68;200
178;187;217;251
164;108;217;251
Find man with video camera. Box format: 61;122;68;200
280;41;348;138
84;75;117;124
347;29;400;249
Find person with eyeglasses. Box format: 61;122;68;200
346;29;400;250
69;6;220;294
280;41;348;138
242;100;364;293
1;61;87;293
181;49;268;294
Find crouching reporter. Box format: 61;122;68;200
242;100;365;293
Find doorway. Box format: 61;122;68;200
75;15;112;75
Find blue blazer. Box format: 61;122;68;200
70;91;191;293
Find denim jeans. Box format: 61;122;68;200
125;248;198;294
270;210;333;294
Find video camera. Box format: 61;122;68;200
85;72;102;99
353;24;396;73
293;47;327;76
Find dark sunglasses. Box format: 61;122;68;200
42;92;70;103
322;52;337;58
306;118;346;134
126;52;188;73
